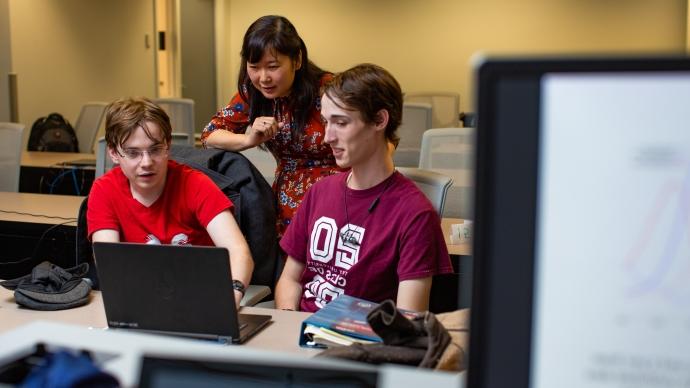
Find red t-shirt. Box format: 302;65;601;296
280;171;453;312
87;160;232;245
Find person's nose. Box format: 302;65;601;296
324;122;336;145
139;151;154;166
260;69;271;83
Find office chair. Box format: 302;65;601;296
240;147;277;185
419;127;475;219
397;167;453;216
393;102;433;167
74;102;108;154
405;92;460;129
459;111;477;128
95;137;113;178
0;122;25;192
420;127;475;170
152;98;195;146
170;132;191;146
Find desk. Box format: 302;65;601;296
20;151;96;195
0;287;315;356
0;192;84;279
0;288;462;387
21;151;97;168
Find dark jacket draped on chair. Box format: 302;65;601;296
169;146;279;290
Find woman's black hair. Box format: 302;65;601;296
238;15;327;138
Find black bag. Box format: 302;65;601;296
27;113;79;152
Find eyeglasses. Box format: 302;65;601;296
117;145;168;161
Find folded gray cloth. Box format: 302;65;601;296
317;343;426;366
1;262;89;290
366;299;451;368
1;261;91;311
317;299;452;369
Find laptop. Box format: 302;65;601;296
93;242;272;344
61;158;97;167
467;56;690;388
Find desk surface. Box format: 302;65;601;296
21;151;96;168
0;287;317;356
0;191;83;225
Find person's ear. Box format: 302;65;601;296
294;51;303;71
374;109;389;132
107;146;120;164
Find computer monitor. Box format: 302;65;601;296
468;57;690;388
138;356;378;388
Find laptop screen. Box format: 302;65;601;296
468;57;690;388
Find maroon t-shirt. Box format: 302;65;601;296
280;171;453;312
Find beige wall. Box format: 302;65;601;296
6;0;688;148
0;0;12;122
217;0;687;113
8;0;157;148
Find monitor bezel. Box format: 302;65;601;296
466;55;690;388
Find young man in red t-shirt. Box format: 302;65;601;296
87;97;253;308
276;64;452;313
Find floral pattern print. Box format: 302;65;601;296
202;75;342;238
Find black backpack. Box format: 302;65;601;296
27;113;79;152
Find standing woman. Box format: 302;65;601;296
202;15;341;238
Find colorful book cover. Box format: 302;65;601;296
298;295;422;348
299;294;382;348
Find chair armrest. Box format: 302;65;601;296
240;285;272;307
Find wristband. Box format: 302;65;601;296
232;279;246;296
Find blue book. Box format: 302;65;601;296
299;295;383;348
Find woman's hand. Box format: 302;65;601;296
246;116;282;147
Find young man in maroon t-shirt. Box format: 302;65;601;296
276;64;452;313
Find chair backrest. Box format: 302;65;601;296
240;147;277;184
419;127;476;171
419;127;476;219
405;92;460;129
397;167;453;216
152;98;195;146
74;102;108;154
393;102;433;167
95;136;115;178
0;122;25;192
170;132;190;146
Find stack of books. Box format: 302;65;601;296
299;295;417;348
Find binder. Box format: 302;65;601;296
298;295;382;348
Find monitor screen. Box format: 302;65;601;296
138;356;379;388
468;57;690;388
